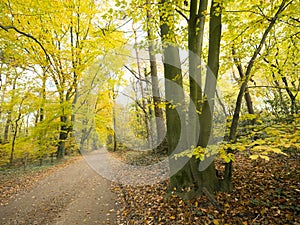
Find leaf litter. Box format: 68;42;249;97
112;150;300;224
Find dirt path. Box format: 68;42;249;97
0;157;117;225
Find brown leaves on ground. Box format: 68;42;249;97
113;151;300;225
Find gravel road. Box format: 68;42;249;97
0;157;117;225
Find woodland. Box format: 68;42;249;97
0;0;299;224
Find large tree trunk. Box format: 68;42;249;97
160;0;223;200
184;0;223;197
160;0;189;190
195;0;223;195
188;0;208;146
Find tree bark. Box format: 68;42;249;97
160;0;188;189
9;96;26;165
146;2;167;151
57;115;69;159
196;0;223;194
188;0;208;146
232;46;255;116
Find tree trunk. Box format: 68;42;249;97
160;0;188;189
146;3;167;151
225;0;290;187
9;96;24;166
188;0;208;146
281;75;297;114
4;76;17;144
3;113;11;144
10;121;18;166
113;103;117;152
196;0;223;194
184;0;223;197
57;115;68;159
40;70;46;122
232;46;255;116
159;0;224;199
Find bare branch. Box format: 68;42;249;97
175;8;189;22
124;65;151;84
0;24;51;63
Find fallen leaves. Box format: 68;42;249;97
112;151;300;224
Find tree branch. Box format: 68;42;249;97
124;65;151;84
0;24;51;63
175;8;189;22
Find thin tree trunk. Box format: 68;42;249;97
229;0;290;142
133;26;151;147
113;100;117;152
10;96;25;165
3;113;11;144
225;0;291;187
57;115;68;159
146;2;167;151
232;46;255;122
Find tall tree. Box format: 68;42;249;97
159;0;224;201
224;0;294;187
159;0;188;190
146;0;167;151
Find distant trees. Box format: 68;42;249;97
0;0;123;166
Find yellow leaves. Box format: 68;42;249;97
252;145;266;151
169;215;176;220
155;102;167;109
252;145;288;156
249;152;269;161
270;147;288;156
168;104;176;109
213;219;220;225
224;143;246;152
236;145;246;151
259;155;270;161
240;113;258;121
220;148;235;163
249;154;259;160
249;144;289;161
172;74;182;82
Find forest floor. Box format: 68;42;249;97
111;149;300;225
0;149;299;225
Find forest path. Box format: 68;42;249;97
0;157;117;225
